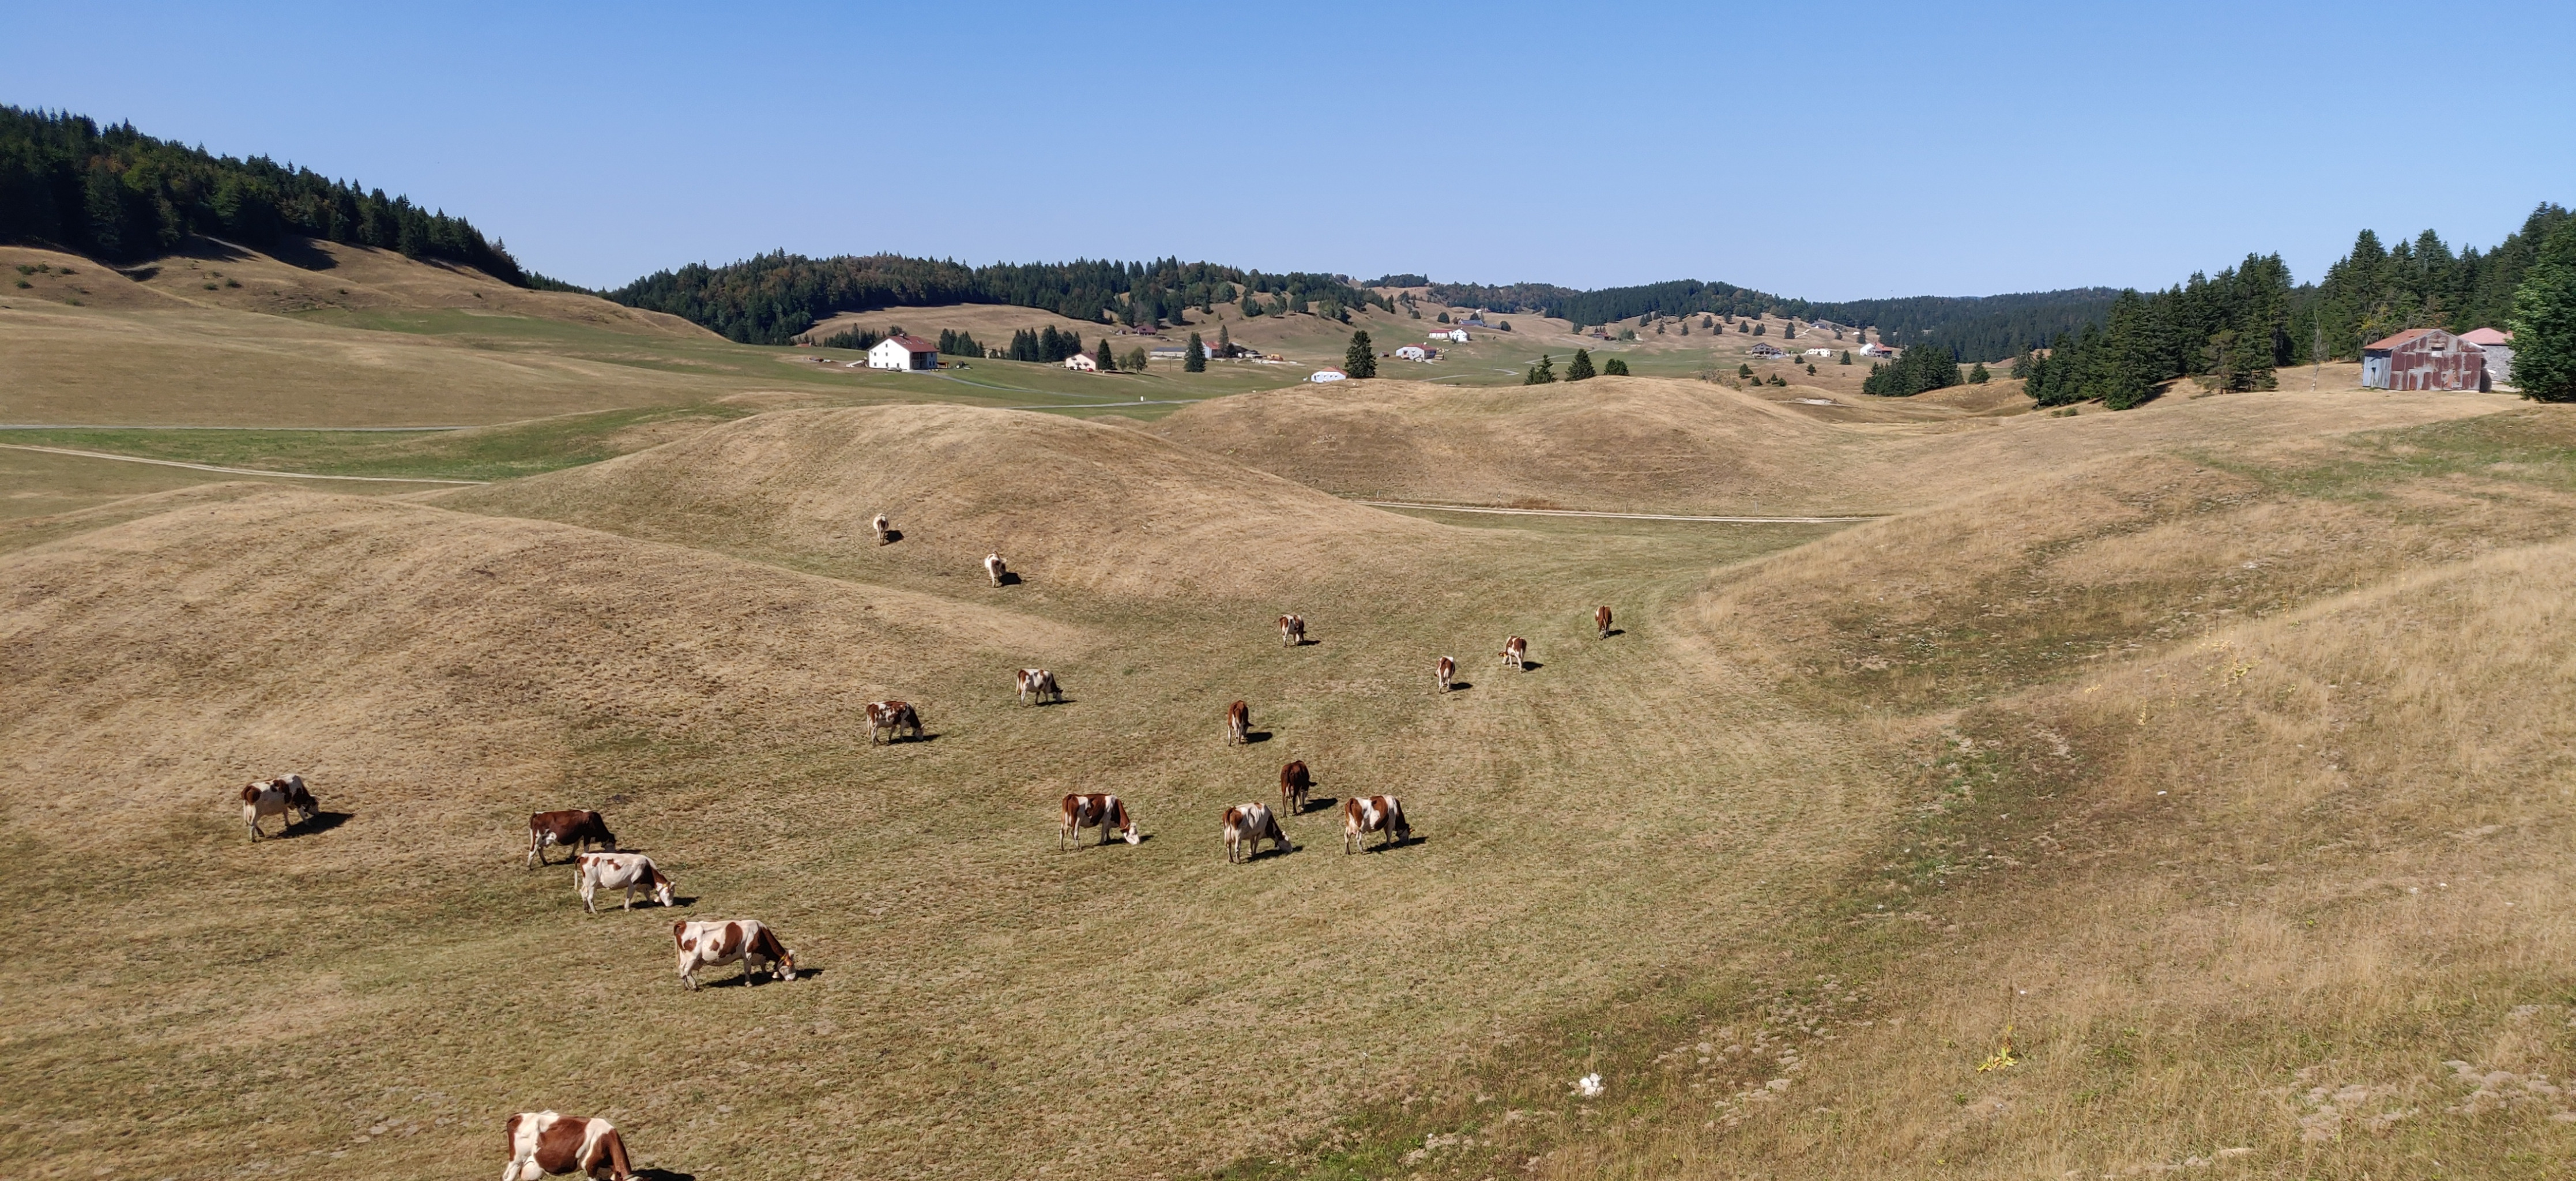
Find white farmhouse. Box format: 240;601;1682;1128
1394;344;1434;361
1063;352;1099;371
1430;327;1470;343
1859;341;1896;358
867;334;941;371
1803;347;1836;357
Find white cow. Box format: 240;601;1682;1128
1016;668;1062;706
871;513;892;546
240;774;316;841
985;552;1010;586
1222;802;1291;863
574;852;675;912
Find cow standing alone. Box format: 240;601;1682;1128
502;1111;632;1180
1279;759;1313;814
867;700;923;744
527;810;615;868
1016;668;1062;706
1060;793;1140;849
1436;655;1456;694
1342;795;1411;853
673;919;798;990
985;552;1009;586
1596;604;1614;640
1226;699;1251;745
575;852;674;912
1500;635;1528;670
871;513;892;546
240;774;316;841
1222;802;1291;862
1278;614;1305;646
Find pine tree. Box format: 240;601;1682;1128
1184;331;1207;372
1437;311;1451;324
1524;354;1557;384
1093;337;1116;371
1602;357;1629;375
1217;324;1233;359
1967;361;1990;384
1345;330;1377;378
1566;348;1596;381
1839;350;1852;365
1738;363;1754;378
2511;218;2576;401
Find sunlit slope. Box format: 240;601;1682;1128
438;403;1459;598
1152;375;2513;515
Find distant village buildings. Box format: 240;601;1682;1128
1859;341;1897;358
2361;328;2490;391
867;334;941;370
1147;344;1193;364
1394;344;1437;362
1747;342;1788;359
1803;347;1836;357
1430;327;1471;343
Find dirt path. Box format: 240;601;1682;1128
0;443;488;484
1358;498;1884;524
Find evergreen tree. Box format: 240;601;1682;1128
1753;323;1765;336
1124;346;1148;371
1967;361;1989;383
1093;337;1116;371
1344;330;1377;378
1602;357;1630;375
1437;310;1451;324
1566;348;1596;381
1737;363;1754;378
1806;362;1818;376
1839;350;1852;365
2511;218;2576;401
1217;323;1233;359
1184;331;1207;371
1737;322;1750;334
1524;354;1557;384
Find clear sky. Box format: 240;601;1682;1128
7;1;2571;299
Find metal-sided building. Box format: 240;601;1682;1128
2360;328;2488;391
2460;326;2515;388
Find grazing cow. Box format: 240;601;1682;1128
1060;793;1140;849
1016;668;1063;706
575;852;674;912
1222;802;1290;863
867;699;923;744
1279;759;1314;814
1500;635;1528;670
1342;794;1411;853
871;513;892;546
239;774;316;841
1278;614;1305;646
985;552;1009;586
1226;699;1251;745
1596;604;1614;640
502;1111;632;1180
527;810;615;869
1436;655;1456;694
673;919;798;990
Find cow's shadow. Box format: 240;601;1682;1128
1513;661;1544;672
878;732;941;745
1289;637;1317;647
1360;834;1426;854
1297;796;1339;815
1241;730;1274;744
274;811;352;838
1601;628;1625;638
634;1169;697;1181
708;966;823;988
1443;680;1474;693
994;571;1023;586
1238;844;1296;863
878;529;903;544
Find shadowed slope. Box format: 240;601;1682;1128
1151;375;2513;516
438;403;1458;599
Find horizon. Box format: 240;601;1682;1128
6;1;2571;299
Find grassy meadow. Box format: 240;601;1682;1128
2;236;2571;1181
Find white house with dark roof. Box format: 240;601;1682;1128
868;334;941;370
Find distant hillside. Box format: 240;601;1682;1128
1425;276;2121;362
0;106;546;285
607;253;1389;344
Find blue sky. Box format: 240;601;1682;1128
7;1;2571;298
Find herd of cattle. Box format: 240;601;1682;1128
235;534;1615;1180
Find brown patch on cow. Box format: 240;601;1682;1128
720;920;744;960
504;1112;524;1160
672;919;692;951
532;1115;588;1174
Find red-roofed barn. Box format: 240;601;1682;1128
2361;328;2487;392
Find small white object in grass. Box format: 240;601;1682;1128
2157;790;2167;795
1573;1073;1604;1099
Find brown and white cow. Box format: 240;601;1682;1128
1226;699;1251;745
984;552;1009;586
867;699;922;744
1596;604;1614;640
575;852;674;912
871;513;892;546
527;810;615;868
1279;759;1313;814
1278;614;1305;646
239;774;316;841
1436;655;1456;694
502;1111;632;1180
1500;635;1528;670
1016;668;1062;706
1060;793;1140;849
1222;801;1290;863
1342;795;1411;853
673;919;798;990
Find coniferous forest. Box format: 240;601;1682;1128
0;106;540;285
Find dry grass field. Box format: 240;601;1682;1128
4;245;2572;1181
